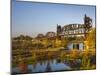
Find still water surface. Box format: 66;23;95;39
12;59;71;73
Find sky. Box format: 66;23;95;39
12;0;96;37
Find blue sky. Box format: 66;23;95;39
12;0;96;37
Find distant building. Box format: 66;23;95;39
57;14;92;38
36;33;45;39
56;14;93;50
46;32;56;38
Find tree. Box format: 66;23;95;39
61;37;69;48
86;28;96;50
55;38;62;47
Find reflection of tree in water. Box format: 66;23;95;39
46;61;51;72
42;60;45;65
33;62;37;69
40;60;43;66
44;60;47;65
51;59;53;64
56;59;61;64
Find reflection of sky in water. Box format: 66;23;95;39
50;61;70;71
30;62;48;72
28;59;71;72
12;59;71;73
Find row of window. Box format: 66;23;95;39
62;28;85;35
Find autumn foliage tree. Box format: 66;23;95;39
86;28;96;50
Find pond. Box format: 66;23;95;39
12;59;71;74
